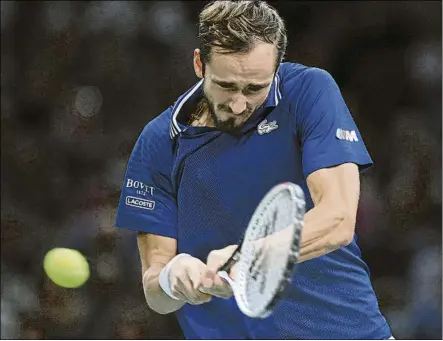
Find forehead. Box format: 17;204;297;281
206;43;276;84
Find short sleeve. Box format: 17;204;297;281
115;120;177;239
294;68;373;178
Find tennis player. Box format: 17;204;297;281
116;1;393;339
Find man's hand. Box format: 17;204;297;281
201;245;239;299
168;254;214;305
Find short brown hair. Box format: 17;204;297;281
198;0;287;69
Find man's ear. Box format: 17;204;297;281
193;49;204;79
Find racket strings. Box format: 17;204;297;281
239;189;297;314
229;183;305;318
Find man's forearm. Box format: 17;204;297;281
297;225;349;263
143;264;185;314
221;201;354;277
252;201;352;261
297;202;354;263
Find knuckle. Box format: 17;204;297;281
190;300;205;305
207;250;220;261
188;288;198;298
169;278;179;289
170;286;182;298
188;294;204;305
197;290;208;299
207;259;222;270
171;268;184;279
176;271;189;283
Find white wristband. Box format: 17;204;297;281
159;253;190;300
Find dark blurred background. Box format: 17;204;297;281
1;1;441;339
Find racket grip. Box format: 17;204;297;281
197;271;236;294
218;244;242;272
217;270;236;290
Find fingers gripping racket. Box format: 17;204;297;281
202;182;305;318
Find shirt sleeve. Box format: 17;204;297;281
115;121;177;239
294;68;373;178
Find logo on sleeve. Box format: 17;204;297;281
125;196;155;210
336;128;359;142
126;179;155;197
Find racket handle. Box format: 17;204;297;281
217;270;236;290
197;271;237;294
218;244;242;272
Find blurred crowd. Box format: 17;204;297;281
1;1;441;339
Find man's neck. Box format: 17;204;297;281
188;98;215;128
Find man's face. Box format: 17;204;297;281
194;43;277;133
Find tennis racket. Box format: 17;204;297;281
201;182;305;318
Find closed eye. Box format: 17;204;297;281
218;83;235;90
214;81;237;91
246;85;266;92
212;79;270;93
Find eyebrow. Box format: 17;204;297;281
211;78;272;89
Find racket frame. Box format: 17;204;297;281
218;239;243;273
221;182;305;318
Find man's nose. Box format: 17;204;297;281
229;95;247;115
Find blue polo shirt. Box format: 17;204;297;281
116;62;392;339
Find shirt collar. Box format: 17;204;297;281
169;72;282;139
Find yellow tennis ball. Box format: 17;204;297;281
43;248;90;288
